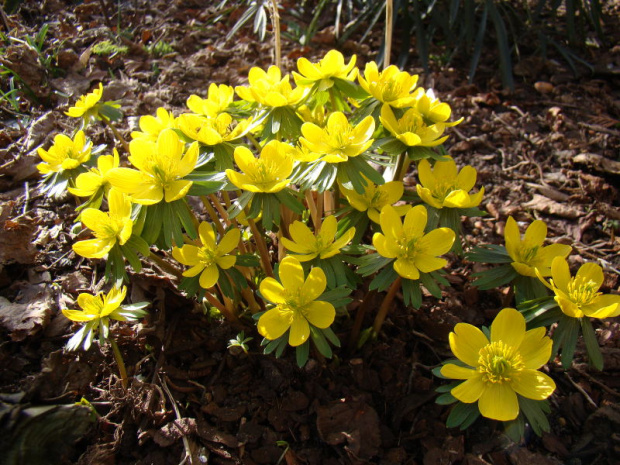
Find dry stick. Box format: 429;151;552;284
564;372;598;409
305;190;320;229
208;193;231;225
372;276;402;335
101;117;130;154
269;0;281;69
384;0;393;69
160;375;196;465
0;5;10;32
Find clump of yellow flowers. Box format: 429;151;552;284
37;49;618;441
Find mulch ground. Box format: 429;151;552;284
1;1;619;464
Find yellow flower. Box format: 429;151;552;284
225;141;294;193
177;113;251;146
281;215;355;262
504;217;572;277
257;256;335;346
357;62;419;107
341;177;409;223
537;257;620;319
37;130;92;175
299;112;375;163
380;104;448;147
65;83;104;119
62;285;148;351
235;66;306;108
130;107;177;142
186;84;235;117
72;189;133;259
441;307;556;422
172;222;240;289
416;157;484;209
373;205;455;280
63;286;128;323
69;149;120;197
293;50;357;91
107;128;199;205
412;88;463;126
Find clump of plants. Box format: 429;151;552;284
37;49;619;440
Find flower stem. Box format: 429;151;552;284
109;338;128;389
393;152;411;182
102;117;130;154
384;0;393;69
247;216;274;277
148;251;182;279
372;276;402;335
269;0;281;69
201;195;226;237
305;190;320;230
347;289;377;352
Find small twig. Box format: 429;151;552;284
372;276;402;335
160;375;196;465
21;181;29;216
101;117;130;154
564;372;598;409
573;366;620;399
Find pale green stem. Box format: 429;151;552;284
269;0;281;69
110;338;128;389
102;117;130;154
384;0;393;69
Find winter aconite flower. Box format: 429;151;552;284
505;217;571;277
299;112;375;163
257;256;335;346
72;189;133;259
416;157;484;209
225;141;294;193
177;113;251;146
68;149;120;198
357;62;419;107
186;84;235;117
130;107;177;142
537;257;620;319
62;286;148;351
236;66;306;108
373;205;455;280
441;308;556;421
107;128;199;204
65;83;104;120
172;222;241;289
380;105;448;148
281;215;355;262
293;50;357;90
412;88;463;126
341;177;409;223
37;130;92;175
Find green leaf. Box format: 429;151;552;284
173;199;197;239
446;402;480;430
470;264;518;290
402;278;422;308
310;326;333;358
321;326;341;348
235;254;260;267
420;272;443;299
518;397;550;437
124;234;151;257
350;253;393;277
296;340;310;367
514;275;549;303
369;265;399;292
275;189;304;215
504;414;526;442
436;393;458;405
466;244;512;263
553;315;581;369
581;318;604;371
141;203;164;246
227;191;253;219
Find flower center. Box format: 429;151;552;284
396;234;420;261
369;189;389;209
478;341;524;384
518;245;539;264
567;276;601;305
197;248;217;268
431;179;456;203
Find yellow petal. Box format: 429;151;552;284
303;301;335;329
258;307;292;340
199;222;217;249
288;311;310;346
393;258;420;280
523;220;547;248
164;180;192;202
478;383;519;421
576;262;604;289
260;277;286;304
504;217;520;261
279;256;305;292
72;238;112;259
289;221;317;248
199;264;219;289
379;205;403;240
583;294;620;319
490;308;525;348
417;227;455;256
550;257;571;291
414;254;447;273
511;369;555;400
403;205;428;238
451;375;486;403
456;165;477;192
62;309;96;322
218;228;241;254
216;255;236;270
300;267;327;303
449;323;488;367
519;327;552;369
182;264;204;278
172;244;200;266
373;233;398;259
440;363;477;380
